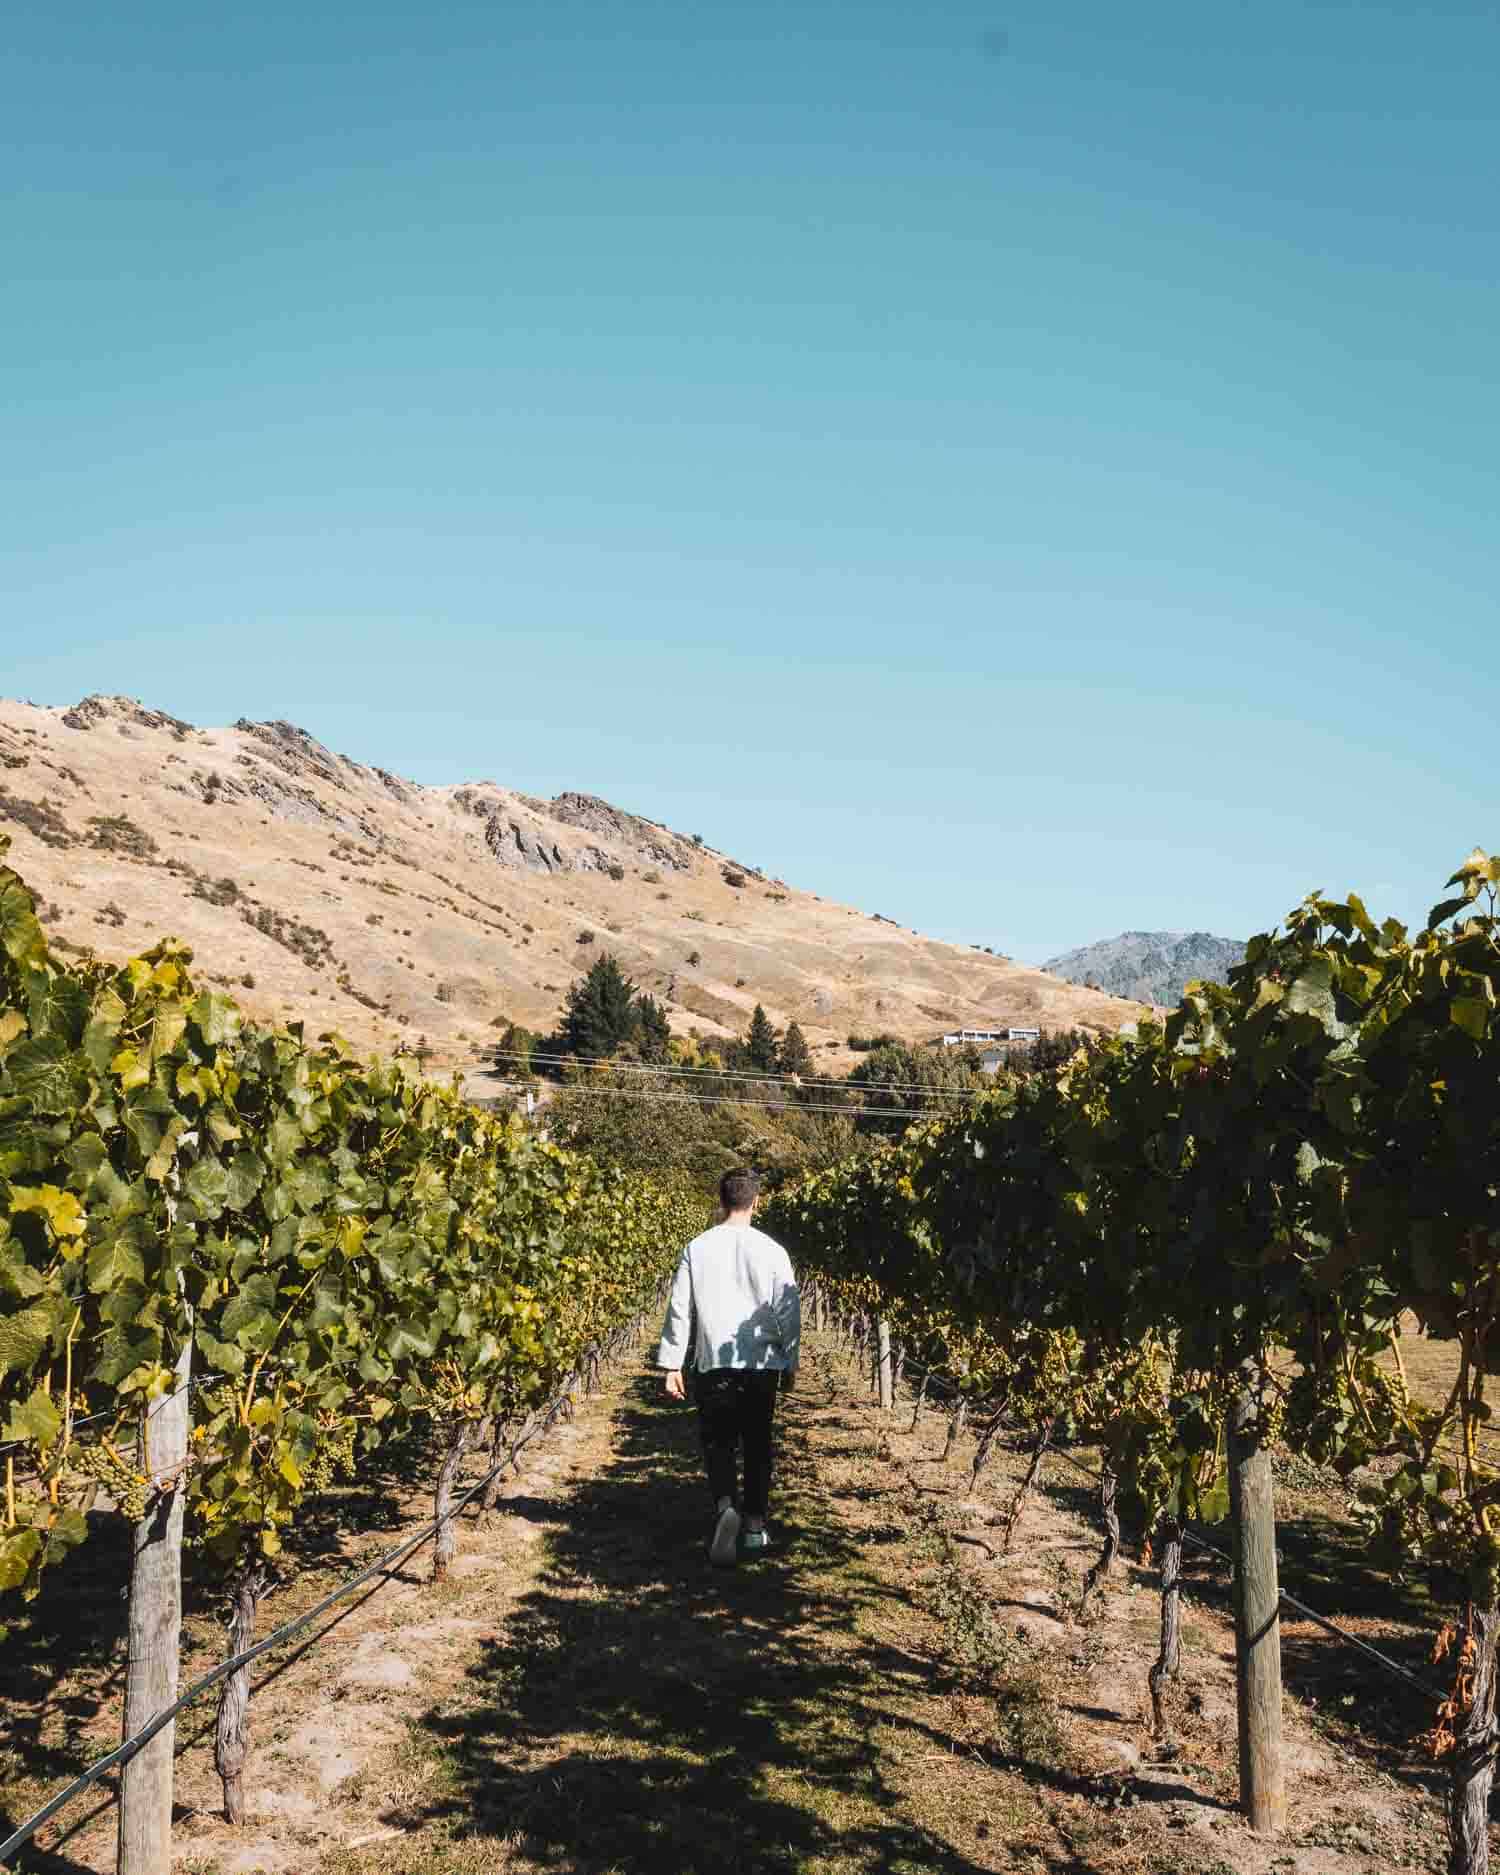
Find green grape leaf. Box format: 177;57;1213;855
0;1528;42;1593
86;1230;148;1294
194;1329;247;1377
91;1324;161;1386
0;1305;55;1378
0;874;48;970
3;1384;62;1450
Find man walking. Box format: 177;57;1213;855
659;1167;801;1564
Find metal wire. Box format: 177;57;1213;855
837;1330;1449;1704
0;1371;228;1463
483;1046;1005;1101
539;1083;943;1120
0;1366;588;1867
2;1318;1448;1864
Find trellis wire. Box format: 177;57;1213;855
0;1342;610;1868
842;1330;1448;1704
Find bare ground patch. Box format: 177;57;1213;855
0;1395;608;1874
3;1332;1457;1875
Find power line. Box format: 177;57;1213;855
534;1083;942;1121
488;1045;996;1097
482;1047;1000;1102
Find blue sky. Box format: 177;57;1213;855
4;0;1495;960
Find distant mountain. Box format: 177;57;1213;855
1042;931;1246;1008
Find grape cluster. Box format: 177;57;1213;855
68;1440;154;1522
303;1422;358;1494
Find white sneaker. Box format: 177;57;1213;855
709;1502;741;1565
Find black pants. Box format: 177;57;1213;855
695;1369;780;1518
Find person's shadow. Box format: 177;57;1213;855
386;1367;1029;1874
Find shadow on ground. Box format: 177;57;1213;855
1048;1460;1448;1803
0;1425;440;1871
390;1366;1102;1875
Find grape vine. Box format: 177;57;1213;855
765;848;1500;1875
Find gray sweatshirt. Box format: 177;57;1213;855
657;1223;801;1374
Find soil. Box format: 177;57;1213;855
0;1330;1461;1875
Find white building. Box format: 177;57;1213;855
940;1026;1041;1048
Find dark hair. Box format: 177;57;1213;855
719;1167;760;1212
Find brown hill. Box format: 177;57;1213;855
0;694;1145;1082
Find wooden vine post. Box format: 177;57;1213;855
876;1318;893;1409
117;1339;191;1875
1228;1361;1285;1835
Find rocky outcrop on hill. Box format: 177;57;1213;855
1043;931;1245;1007
547;793;693;871
235;719;353;791
483;815;572;873
451;789;573;873
62;694;193;739
447;786;676;876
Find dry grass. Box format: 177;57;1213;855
1378;1312;1500;1472
0;694;1145;1083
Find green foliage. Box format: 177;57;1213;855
779;1021;812;1077
744;1004;780;1074
553;956;682;1069
634;995;671;1065
558;953;639;1059
765;850;1500;1603
0;837;691;1600
845;1041;987;1136
1008;1026;1100;1073
493;1021;536;1071
545;1070;857;1195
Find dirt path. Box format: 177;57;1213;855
8;1331;1453;1875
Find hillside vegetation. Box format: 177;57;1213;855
0;693;1143;1081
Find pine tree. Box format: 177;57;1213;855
634;994;672;1064
495;1022;535;1072
560;954;639;1060
745;1003;780;1073
779;1020;812;1077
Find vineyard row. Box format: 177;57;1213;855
763;847;1500;1875
0;833;701;1870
